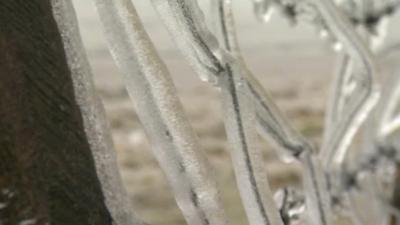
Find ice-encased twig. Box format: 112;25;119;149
325;0;390;150
211;1;285;225
252;0;379;172
323;54;352;142
375;69;400;139
249;75;333;225
220;62;284;225
92;1;229;225
212;1;332;225
151;1;287;225
212;0;307;160
315;0;379;172
51;1;143;224
150;0;224;85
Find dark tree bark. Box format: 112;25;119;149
0;1;113;224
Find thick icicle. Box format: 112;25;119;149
50;1;143;224
92;1;229;225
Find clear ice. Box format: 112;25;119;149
92;1;229;225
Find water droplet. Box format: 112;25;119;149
333;42;343;52
274;187;306;225
319;29;329;39
253;1;274;23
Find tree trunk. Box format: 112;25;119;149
0;1;113;224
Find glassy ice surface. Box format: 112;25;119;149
92;1;229;225
150;0;225;85
55;0;400;225
51;1;143;224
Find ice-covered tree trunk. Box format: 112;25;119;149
0;1;113;224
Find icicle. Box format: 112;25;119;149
50;1;143;224
92;1;229;225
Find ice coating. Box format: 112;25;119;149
252;0;275;23
47;0;400;225
256;1;380;166
219;63;284;225
212;0;309;159
50;1;143;224
314;0;379;173
197;1;285;224
299;152;332;225
274;187;306;225
213;2;334;225
150;0;225;84
375;67;400;140
92;1;229;225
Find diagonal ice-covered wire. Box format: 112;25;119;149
92;1;229;225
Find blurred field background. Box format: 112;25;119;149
72;1;400;225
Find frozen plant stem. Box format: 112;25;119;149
151;0;287;225
150;0;224;84
93;1;229;225
51;1;141;224
213;1;332;225
315;0;379;174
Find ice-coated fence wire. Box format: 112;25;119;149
56;0;400;225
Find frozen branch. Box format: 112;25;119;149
51;1;142;224
92;1;229;225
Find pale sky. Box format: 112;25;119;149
72;1;400;54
